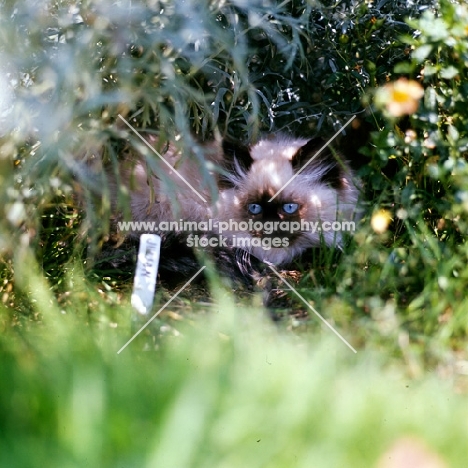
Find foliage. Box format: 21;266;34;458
331;0;468;349
1;299;468;468
1;0;468;465
0;0;437;249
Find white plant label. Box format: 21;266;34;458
131;234;161;315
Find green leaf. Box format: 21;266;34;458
412;44;433;63
440;66;459;80
394;62;413;74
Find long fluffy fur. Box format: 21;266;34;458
108;134;359;280
214;135;359;265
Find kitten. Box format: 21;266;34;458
214;136;359;266
108;133;359;283
108;135;219;229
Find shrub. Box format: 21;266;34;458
1;0;467;354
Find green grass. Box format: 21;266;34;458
1;286;468;467
2;0;468;465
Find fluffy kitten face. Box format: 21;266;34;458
215;136;359;265
111;134;359;267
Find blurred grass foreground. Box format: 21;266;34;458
1;0;468;466
2;301;468;467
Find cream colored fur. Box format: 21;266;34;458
213;136;359;264
111;135;359;265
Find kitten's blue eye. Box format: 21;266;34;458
248;203;263;215
282;203;299;214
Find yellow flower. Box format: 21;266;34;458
371;209;392;234
375;78;424;117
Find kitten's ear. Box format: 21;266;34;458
222;139;253;170
292;138;347;190
291;138;327;169
219;139;253;189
